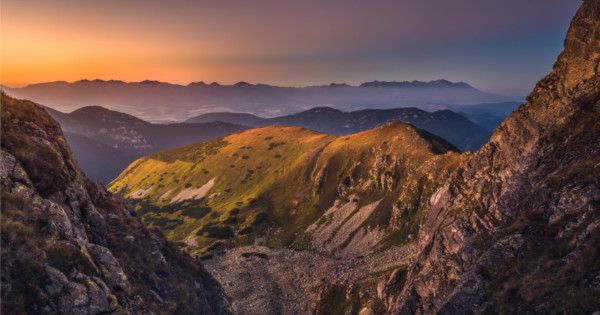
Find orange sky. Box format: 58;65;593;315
1;0;580;94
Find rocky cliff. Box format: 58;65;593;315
1;92;232;314
385;0;600;313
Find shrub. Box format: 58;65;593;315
180;206;212;219
206;242;223;251
251;213;268;226
46;242;96;276
238;227;253;235
146;217;183;230
267;142;286;150
223;216;237;225
196;226;234;239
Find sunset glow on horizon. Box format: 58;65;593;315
2;0;580;94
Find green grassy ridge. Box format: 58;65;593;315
109;122;463;254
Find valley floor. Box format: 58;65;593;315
203;244;416;314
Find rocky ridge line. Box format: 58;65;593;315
388;1;600;313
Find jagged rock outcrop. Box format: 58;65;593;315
387;1;600;313
1;93;232;314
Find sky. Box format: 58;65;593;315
1;0;581;95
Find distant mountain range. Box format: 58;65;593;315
2;79;520;121
41;105;249;184
187;106;492;151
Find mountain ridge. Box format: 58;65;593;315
187;106;491;151
385;1;600;312
108;121;463;259
15;78;476;89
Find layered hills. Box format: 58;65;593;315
40;105;249;183
0;93;232;314
187;106;492;151
42;100;491;184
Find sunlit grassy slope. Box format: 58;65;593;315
109;122;464;255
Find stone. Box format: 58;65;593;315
44;265;69;296
386;268;403;287
358;307;373;315
87;244;130;290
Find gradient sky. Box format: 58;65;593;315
1;0;581;95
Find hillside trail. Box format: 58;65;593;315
203;244;416;314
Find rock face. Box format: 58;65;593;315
0;93;232;314
386;1;600;313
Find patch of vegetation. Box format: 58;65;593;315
482;211;600;313
251;212;268;226
145;217;184;230
196;225;235;239
180;206;212;219
46;242;97;276
314;284;353;315
206;241;223;252
223;216;237;225
199;254;214;261
238;227;253;235
267;142;286;150
148;138;230;163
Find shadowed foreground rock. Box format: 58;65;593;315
388;1;600;313
1;92;232;314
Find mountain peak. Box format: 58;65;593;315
234;81;252;87
70;105;150;126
